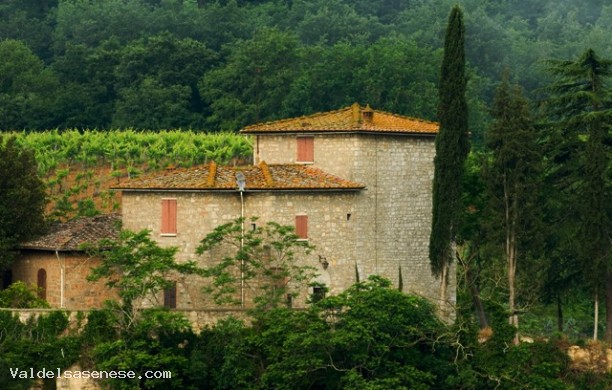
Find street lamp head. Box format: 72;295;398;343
236;171;246;192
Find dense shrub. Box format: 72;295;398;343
0;281;50;308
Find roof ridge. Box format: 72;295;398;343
207;161;217;186
242;105;355;131
240;104;438;134
369;107;439;125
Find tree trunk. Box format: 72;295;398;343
594;292;599;340
505;181;519;344
557;296;563;333
606;272;612;342
466;265;488;329
439;262;448;318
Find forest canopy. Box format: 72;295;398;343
1;0;610;141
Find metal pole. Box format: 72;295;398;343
240;190;245;308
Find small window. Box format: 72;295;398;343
312;286;326;303
295;215;308;240
37;269;47;300
164;283;177;309
161;199;177;235
296;136;314;163
269;267;292;307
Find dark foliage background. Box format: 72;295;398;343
0;0;610;142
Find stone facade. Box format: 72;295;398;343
10;251;116;309
8;214;120;309
119;104;455;313
122;190;359;308
253;132;453;305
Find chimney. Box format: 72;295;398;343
362;104;374;124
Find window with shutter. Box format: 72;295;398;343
295;215;308;240
164;283;177;309
296;136;314;163
161;199;177;235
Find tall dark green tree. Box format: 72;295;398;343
483;73;542;342
429;5;470;307
545;48;611;340
0;137;47;270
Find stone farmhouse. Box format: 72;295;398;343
4;103;453;314
115;103;454;311
9;214;120;309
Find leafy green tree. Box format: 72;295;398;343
429;5;470;308
545;48;612;340
287;0;385;45
455;152;490;329
0;39;58;130
51;41;121;129
192;0;255;51
90;309;195;390
112;78;193;130
0;311;80;390
0;281;49;308
199;28;301;130
0;0;57;62
189;276;452;389
0;137;47;270
52;0;151;54
309;276;451;389
282;42;367;116
197;217;316;309
358;37;439;120
111;33;217;129
352;0;414;24
86;229;200;331
483;73;542;342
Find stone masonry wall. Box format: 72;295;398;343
254;132;453;310
11;251;116;309
121;190;359;308
121;131;453;314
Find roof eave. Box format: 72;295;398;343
115;187;366;193
241;129;437;137
18;246;80;252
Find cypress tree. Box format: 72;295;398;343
429;5;470;300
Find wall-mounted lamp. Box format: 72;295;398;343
319;255;329;270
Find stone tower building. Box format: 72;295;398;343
115;104;454;312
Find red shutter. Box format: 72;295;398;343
297;137;314;162
161;199;177;234
295;215;308;239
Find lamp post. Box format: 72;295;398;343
235;172;246;308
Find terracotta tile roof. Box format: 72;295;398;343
19;214;121;252
240;103;438;135
113;161;365;191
